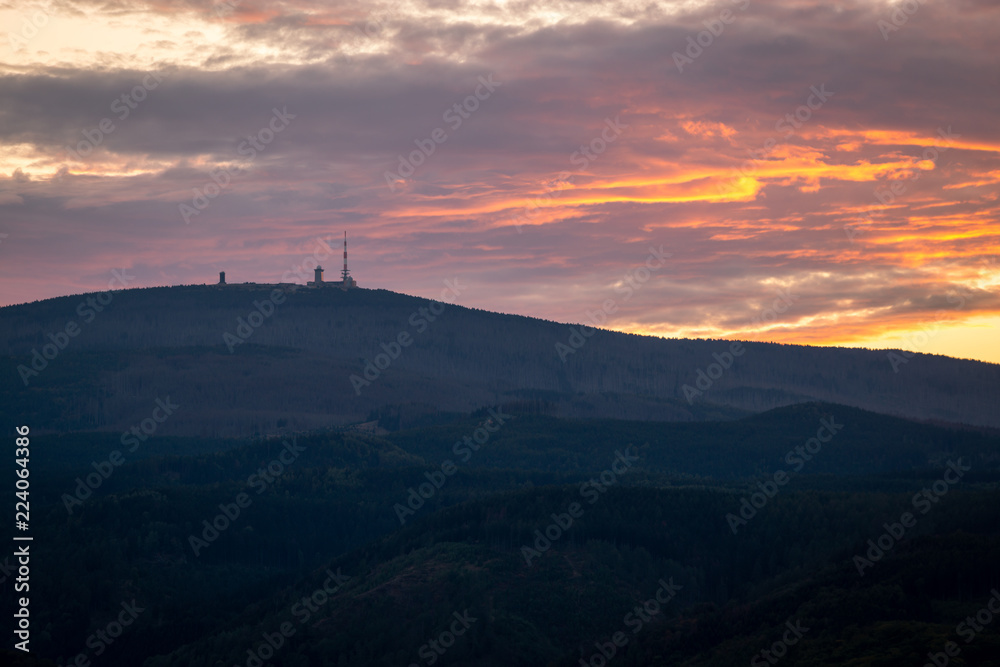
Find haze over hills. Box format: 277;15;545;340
2;284;998;436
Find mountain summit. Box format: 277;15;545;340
2;284;997;436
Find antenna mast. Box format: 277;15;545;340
342;231;351;283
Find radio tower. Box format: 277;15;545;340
341;231;354;289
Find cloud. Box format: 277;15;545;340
1;0;999;361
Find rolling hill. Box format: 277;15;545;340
2;284;998;437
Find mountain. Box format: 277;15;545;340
143;485;1000;667
18;408;1000;666
5;284;1000;666
2;284;998;437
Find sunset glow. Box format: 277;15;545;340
2;0;998;362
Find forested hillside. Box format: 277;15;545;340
7;405;999;666
2;285;998;437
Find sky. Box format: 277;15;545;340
1;0;998;363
